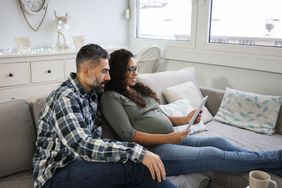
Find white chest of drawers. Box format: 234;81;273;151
0;50;77;103
0;46;123;103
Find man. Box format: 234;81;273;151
33;44;176;188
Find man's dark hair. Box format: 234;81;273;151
76;44;109;72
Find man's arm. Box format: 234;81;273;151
53;95;146;163
56;95;166;182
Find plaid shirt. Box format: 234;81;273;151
33;73;146;188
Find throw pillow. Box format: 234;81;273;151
160;99;208;134
163;81;213;123
137;67;202;104
214;88;282;135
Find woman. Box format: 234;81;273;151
101;49;282;176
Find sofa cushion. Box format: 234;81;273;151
0;100;35;177
214;88;282;135
201;86;282;135
29;97;46;128
160;99;207;134
197;120;282;151
168;173;209;188
138;67;202;104
163;81;213;123
0;170;33;188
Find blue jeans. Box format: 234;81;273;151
43;159;176;188
150;136;282;176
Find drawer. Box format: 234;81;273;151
0;63;29;87
31;60;65;83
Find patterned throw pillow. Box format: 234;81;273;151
162;81;213;123
214;88;282;135
160;99;208;134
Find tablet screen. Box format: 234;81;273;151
186;96;208;130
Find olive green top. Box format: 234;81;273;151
101;91;174;142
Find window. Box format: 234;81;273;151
137;0;192;41
209;0;282;47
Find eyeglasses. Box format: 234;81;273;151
127;66;139;74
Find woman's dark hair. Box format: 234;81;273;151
76;44;109;72
105;49;159;107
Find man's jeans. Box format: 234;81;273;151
43;159;176;188
150;136;282;176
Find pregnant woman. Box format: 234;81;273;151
101;48;282;177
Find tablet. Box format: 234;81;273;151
186;96;208;130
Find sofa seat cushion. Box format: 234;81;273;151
168;173;209;188
195;121;282;188
0;100;36;177
0;170;33;188
197;120;282;151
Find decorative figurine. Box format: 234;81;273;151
54;11;70;49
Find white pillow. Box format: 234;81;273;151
138;67;202;104
214;88;282;135
160;99;208;134
163;81;213;123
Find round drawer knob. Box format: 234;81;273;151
47;70;52;74
8;73;14;77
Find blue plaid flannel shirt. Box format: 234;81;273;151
33;73;146;188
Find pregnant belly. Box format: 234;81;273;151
133;113;174;134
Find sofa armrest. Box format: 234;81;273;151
200;86;224;117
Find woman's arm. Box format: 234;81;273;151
101;92;189;145
167;110;202;126
133;130;189;145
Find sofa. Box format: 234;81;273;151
0;67;281;188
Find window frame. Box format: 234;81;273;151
197;0;282;57
129;0;198;52
129;0;282;74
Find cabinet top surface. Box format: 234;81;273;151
0;48;77;59
0;46;125;61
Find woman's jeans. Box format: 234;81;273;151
43;160;176;188
150;136;282;176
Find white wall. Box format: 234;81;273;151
0;0;128;50
157;47;282;96
161;59;282;96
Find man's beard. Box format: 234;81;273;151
96;80;108;94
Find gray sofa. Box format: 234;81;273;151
0;67;281;188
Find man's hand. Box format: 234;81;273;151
167;129;190;144
142;151;166;182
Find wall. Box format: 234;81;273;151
155;47;282;96
158;59;282;96
0;0;128;50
